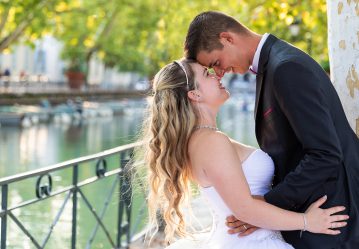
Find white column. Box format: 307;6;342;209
327;0;359;136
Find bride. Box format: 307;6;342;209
141;58;348;249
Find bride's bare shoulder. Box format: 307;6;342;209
189;130;230;149
188;131;236;161
188;130;232;186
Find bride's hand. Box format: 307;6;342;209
305;195;349;235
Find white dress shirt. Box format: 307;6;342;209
250;33;270;74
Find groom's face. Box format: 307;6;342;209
196;35;250;76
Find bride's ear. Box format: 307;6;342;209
187;90;201;102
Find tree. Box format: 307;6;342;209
240;0;329;69
327;0;359;135
0;0;71;53
53;0;165;85
53;0;123;86
135;0;329;76
1;0;330;80
98;0;162;75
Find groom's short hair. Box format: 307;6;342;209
184;11;249;60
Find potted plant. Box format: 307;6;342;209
60;41;87;89
64;56;86;90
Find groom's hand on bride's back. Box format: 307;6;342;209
226;195;264;236
226;215;259;236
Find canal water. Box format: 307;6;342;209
0;95;257;248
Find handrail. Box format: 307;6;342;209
0;141;147;249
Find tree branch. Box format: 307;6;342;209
0;0;55;52
85;4;120;62
0;3;11;38
54;8;90;15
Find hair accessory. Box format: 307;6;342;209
174;60;189;87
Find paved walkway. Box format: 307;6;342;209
130;196;213;249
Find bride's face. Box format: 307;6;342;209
189;63;230;107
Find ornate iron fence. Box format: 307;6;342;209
0;141;148;249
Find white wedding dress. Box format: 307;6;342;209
166;149;294;249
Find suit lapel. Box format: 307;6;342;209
254;34;278;120
254;73;264;119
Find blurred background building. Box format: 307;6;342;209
0;35;145;90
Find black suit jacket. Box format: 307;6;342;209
255;34;359;249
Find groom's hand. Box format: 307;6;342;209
226;195;263;236
226;215;259;236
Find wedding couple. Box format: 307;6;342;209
142;11;359;249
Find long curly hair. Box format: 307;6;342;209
141;59;199;243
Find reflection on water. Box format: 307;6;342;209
0;106;145;178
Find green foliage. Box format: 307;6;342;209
142;0;328;75
0;0;329;76
0;0;71;52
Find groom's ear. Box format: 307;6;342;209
219;32;234;44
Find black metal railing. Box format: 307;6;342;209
0;141;148;249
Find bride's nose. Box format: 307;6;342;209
214;68;225;78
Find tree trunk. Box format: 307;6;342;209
327;0;359;136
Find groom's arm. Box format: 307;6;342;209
264;60;342;211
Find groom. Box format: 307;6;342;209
184;11;359;249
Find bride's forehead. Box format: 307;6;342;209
191;63;206;72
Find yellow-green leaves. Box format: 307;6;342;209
0;0;329;76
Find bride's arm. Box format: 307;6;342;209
194;132;347;234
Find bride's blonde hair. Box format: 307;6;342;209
142;59;199;243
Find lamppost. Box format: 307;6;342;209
289;19;312;55
289;20;300;37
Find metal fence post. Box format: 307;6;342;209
124;153;133;247
71;165;78;249
117;151;133;248
125;183;132;246
1;184;8;249
117;153;124;248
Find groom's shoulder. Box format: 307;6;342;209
268;37;314;70
271;38;306;59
